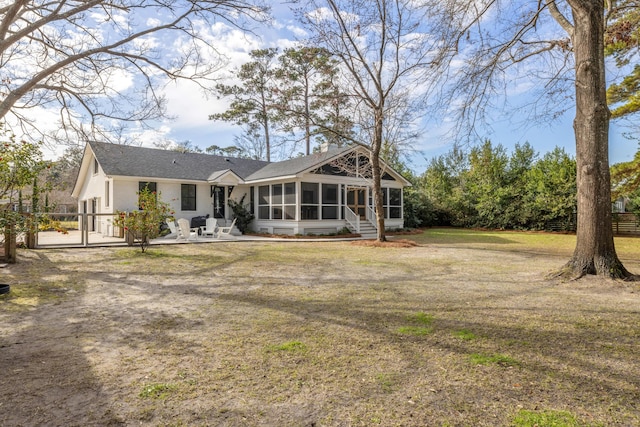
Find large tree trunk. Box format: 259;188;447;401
372;110;387;242
371;151;387;242
4;223;17;264
561;1;631;278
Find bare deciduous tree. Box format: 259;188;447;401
448;1;634;279
0;0;268;146
233;126;268;160
296;0;453;241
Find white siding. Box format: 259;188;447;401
112;179;217;221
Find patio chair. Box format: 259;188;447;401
217;218;237;239
201;217;218;238
177;218;198;241
164;219;178;239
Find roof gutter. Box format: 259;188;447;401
243;174;299;185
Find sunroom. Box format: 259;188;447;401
244;148;409;237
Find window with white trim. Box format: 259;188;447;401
384;188;402;219
181;184;196;211
258;185;270;219
321;183;339;219
301;182;319;220
282;183;296;219
138;181;157;209
258;183;296;220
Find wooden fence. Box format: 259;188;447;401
612;213;640;235
547;213;640;236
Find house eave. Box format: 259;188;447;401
244;175;299;185
117;175;208;184
71;144;96;199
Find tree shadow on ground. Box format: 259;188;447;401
0;302;126;426
214;287;640;423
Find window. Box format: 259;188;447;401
301;182;319;220
384;188;402;219
284;183;296;219
138;181;157;209
382;172;396;181
272;184;283;219
181;184;196;211
258;185;270;219
139;181;157;193
322;183;339;219
259;183;296;220
250;186;255;214
105;181;110;208
93;158;99;175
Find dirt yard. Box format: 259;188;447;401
1;234;639;426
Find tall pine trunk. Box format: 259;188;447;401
561;1;630;278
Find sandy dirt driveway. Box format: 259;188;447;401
1;240;639;426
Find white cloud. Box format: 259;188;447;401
210;22;263;53
146;17;162;27
306;7;334;23
285;24;308;38
156;21;273;142
162;80;223;129
271;38;298;50
129;126;173;148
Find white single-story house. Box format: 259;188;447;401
72;141;410;237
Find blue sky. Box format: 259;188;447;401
128;2;639;173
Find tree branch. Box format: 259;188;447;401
546;0;574;38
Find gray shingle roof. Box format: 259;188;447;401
245;146;354;181
89;141;270;181
86;141;408;186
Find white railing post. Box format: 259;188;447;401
82;213;89;247
344;206;360;232
366;206;377;230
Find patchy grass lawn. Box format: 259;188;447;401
0;228;639;426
